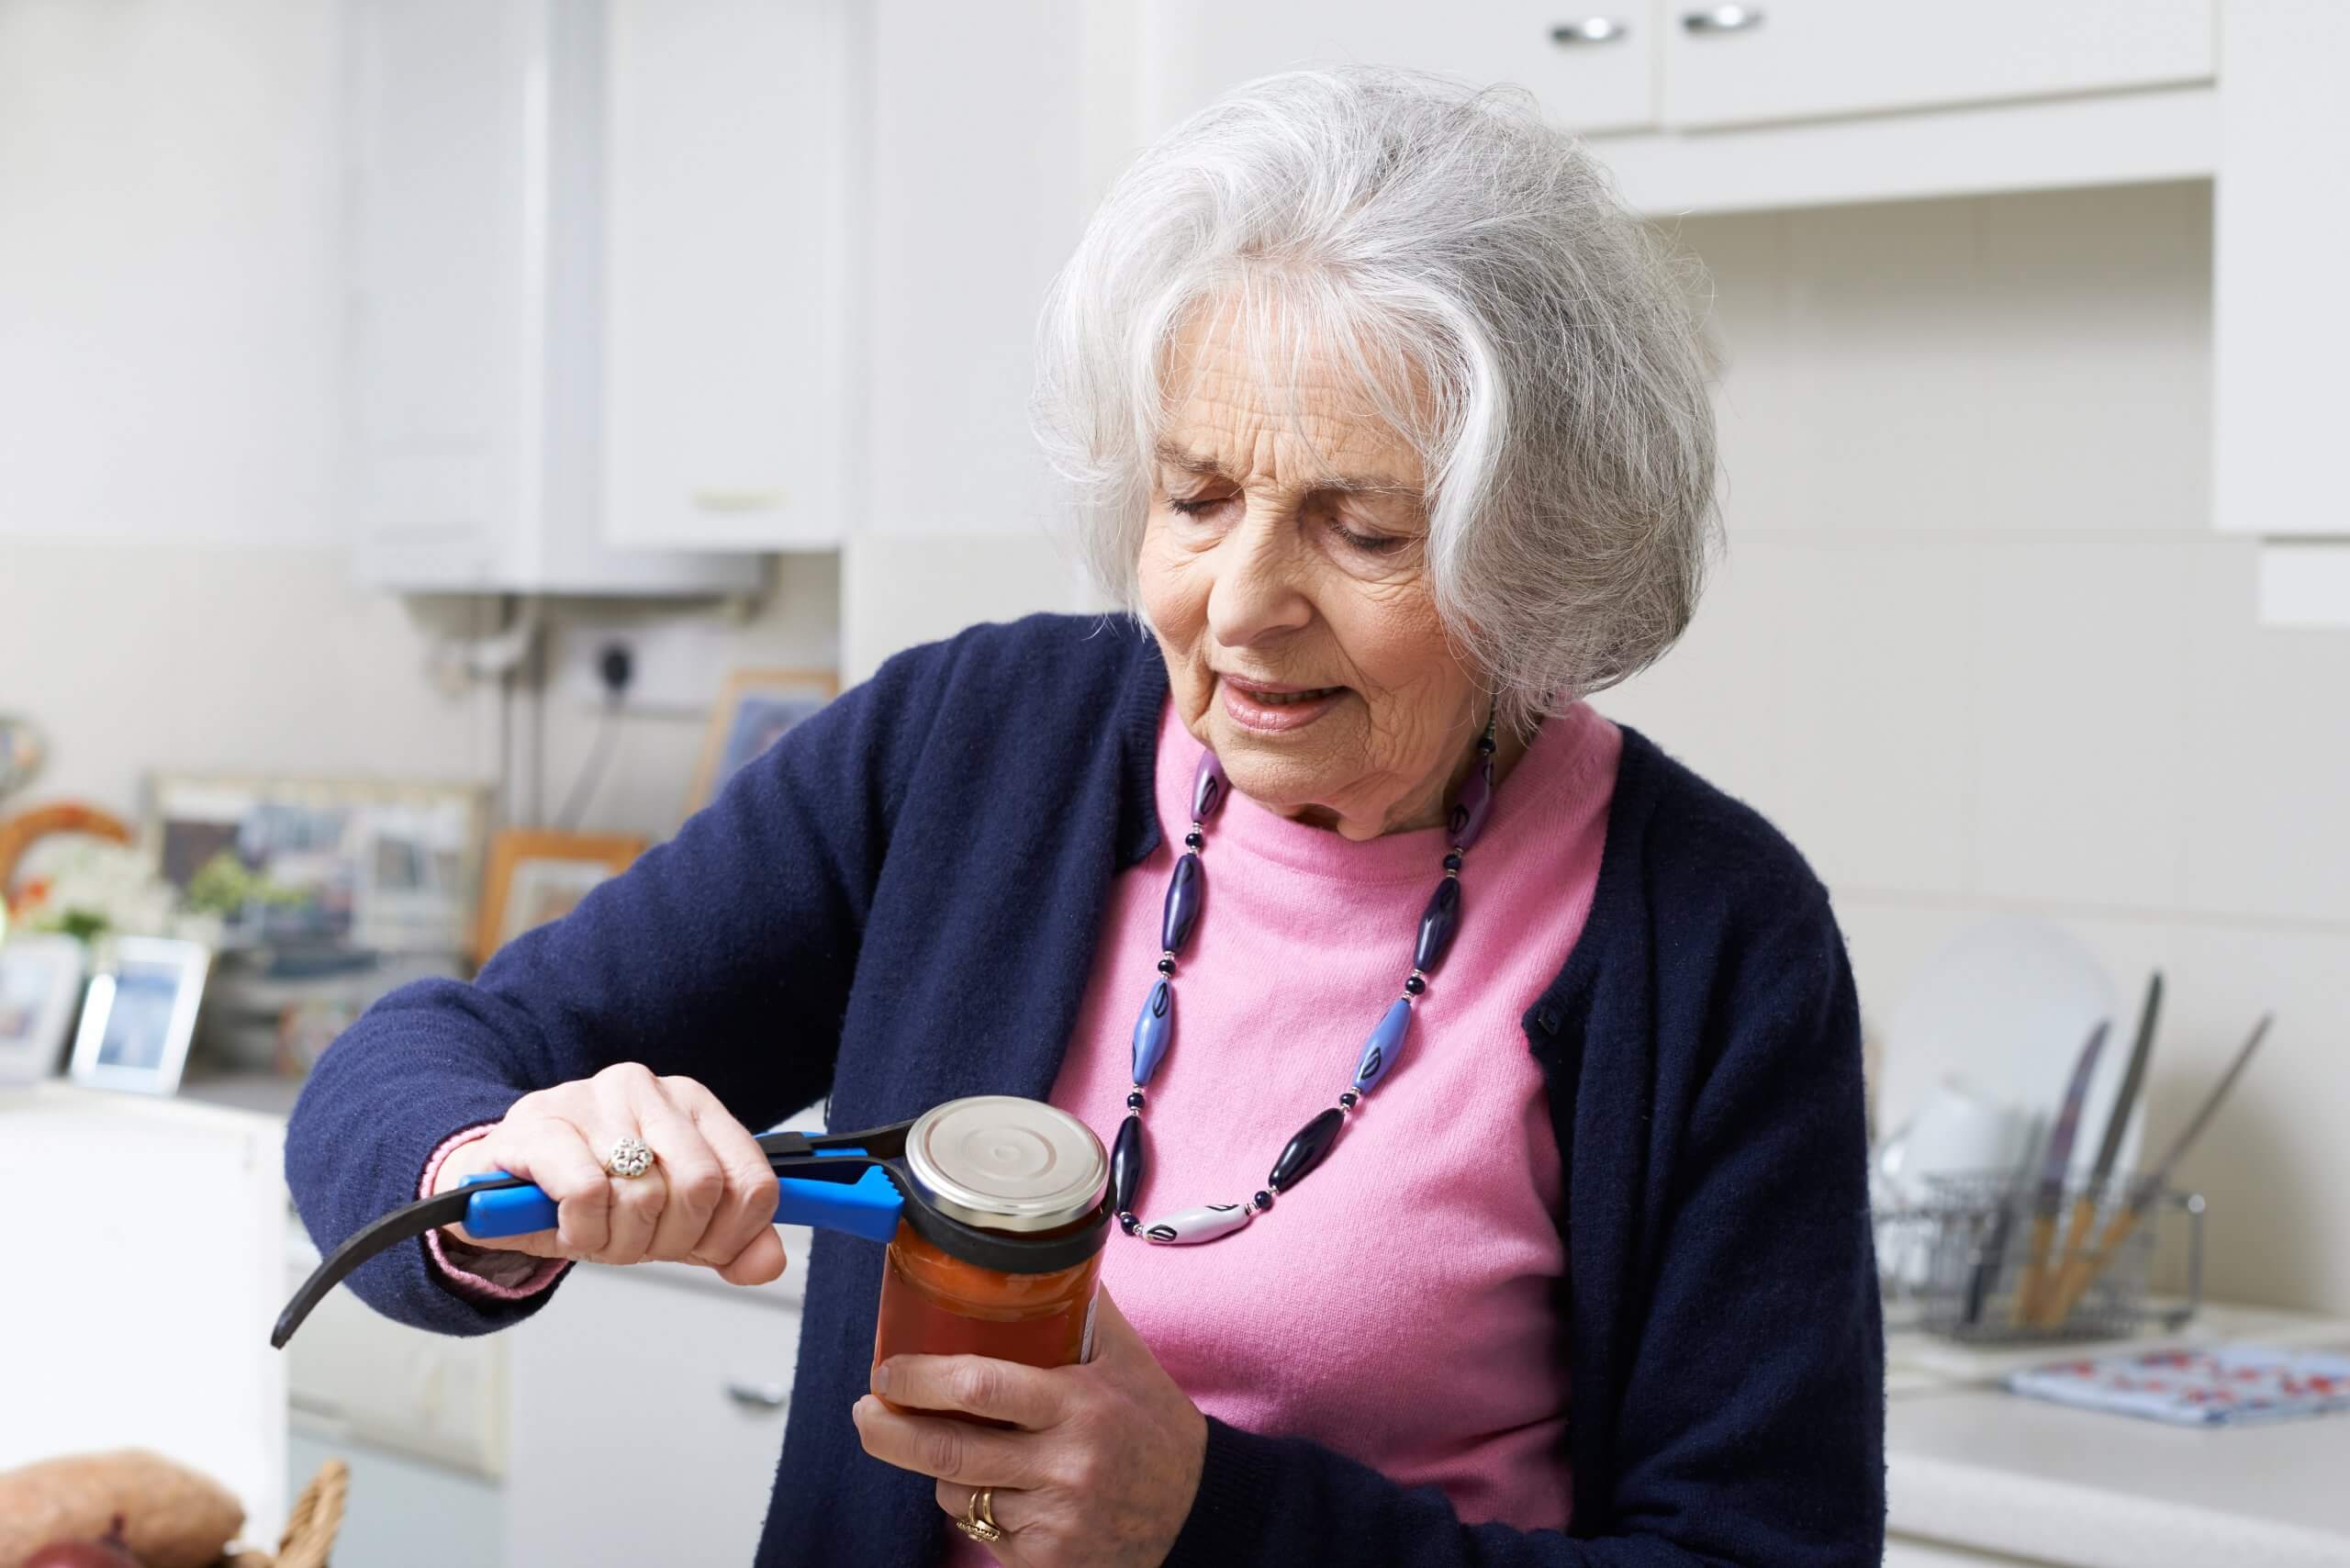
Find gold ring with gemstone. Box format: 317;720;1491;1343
956;1486;1002;1543
603;1135;655;1179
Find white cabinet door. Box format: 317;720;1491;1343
2214;0;2350;539
346;0;537;587
0;1086;289;1543
602;0;854;550
1661;0;2214;129
1140;0;1662;138
504;1261;809;1562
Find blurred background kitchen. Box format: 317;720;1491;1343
3;2;2346;1565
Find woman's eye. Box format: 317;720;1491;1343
1333;523;1407;555
1166;494;1231;519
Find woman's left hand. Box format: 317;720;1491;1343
852;1288;1207;1567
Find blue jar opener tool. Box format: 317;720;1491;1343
273;1113;1109;1348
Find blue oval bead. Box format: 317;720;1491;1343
1352;996;1414;1093
1130;977;1174;1085
1192;752;1228;822
1161;852;1203;954
1415;877;1461;973
1447;760;1494;849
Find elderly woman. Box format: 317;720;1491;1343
288;69;1880;1568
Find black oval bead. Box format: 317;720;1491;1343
1404;973;1427;995
1443;850;1463;872
1252;1190;1274;1212
1337;1090;1359;1108
1118;1211;1138;1235
1125;1089;1145;1109
1161;852;1203;954
1111;1114;1145;1215
1156;955;1175;976
1268;1106;1347;1193
1414;876;1462;973
1184;830;1203;849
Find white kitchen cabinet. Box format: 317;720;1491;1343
0;1083;290;1546
502;1254;813;1562
1138;0;1662;139
1658;0;2214;130
2213;0;2350;542
601;0;856;552
345;0;760;594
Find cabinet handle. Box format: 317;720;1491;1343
1550;17;1628;45
726;1379;791;1410
690;487;788;513
1681;5;1763;33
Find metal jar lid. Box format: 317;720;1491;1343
903;1095;1107;1235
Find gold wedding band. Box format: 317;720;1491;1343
956;1486;1002;1543
604;1135;655;1179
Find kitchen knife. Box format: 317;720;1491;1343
2042;1012;2274;1327
2010;1018;2109;1327
2035;970;2162;1326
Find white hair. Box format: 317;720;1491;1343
1031;68;1719;727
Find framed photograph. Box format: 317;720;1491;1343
685;667;837;816
69;936;210;1095
474;829;647;966
0;935;87;1084
145;775;490;956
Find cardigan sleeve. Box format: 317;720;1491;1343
283;643;940;1339
1162;894;1884;1568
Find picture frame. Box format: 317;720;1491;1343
68;935;210;1095
0;935;88;1084
145;774;490;957
684;667;837;817
473;829;648;967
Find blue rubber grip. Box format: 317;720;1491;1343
460;1147;904;1245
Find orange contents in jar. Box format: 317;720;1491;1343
872;1215;1105;1425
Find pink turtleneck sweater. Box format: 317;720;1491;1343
425;698;1618;1557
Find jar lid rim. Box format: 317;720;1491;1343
904;1095;1108;1234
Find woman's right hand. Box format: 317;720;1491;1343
430;1062;787;1286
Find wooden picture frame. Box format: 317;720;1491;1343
684;667;838;817
473;829;648;967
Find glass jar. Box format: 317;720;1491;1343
870;1096;1111;1420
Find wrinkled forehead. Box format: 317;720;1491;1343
1153;284;1435;494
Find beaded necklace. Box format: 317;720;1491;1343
1113;716;1501;1244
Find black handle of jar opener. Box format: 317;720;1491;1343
272;1115;1109;1349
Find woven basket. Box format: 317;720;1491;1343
221;1460;346;1568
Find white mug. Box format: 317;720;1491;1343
1874;1078;2032;1204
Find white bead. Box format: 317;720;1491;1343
1138;1202;1251;1245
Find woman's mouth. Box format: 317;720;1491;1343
1219;677;1346;733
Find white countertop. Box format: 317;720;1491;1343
1887;1305;2350;1568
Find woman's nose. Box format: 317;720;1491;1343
1204;508;1313;649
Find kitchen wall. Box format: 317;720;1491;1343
0;0;845;845
0;0;499;816
1597;181;2350;1313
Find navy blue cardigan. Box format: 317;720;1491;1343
285;613;1884;1566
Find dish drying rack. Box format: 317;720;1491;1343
1876;1171;2205;1344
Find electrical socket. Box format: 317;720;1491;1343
553;614;743;714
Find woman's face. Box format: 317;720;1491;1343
1137;311;1490;840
